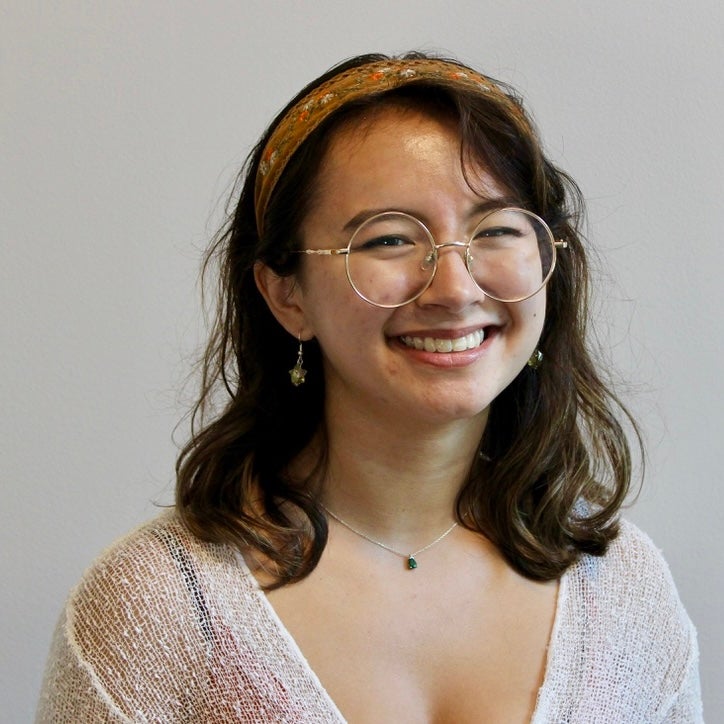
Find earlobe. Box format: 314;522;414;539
253;262;309;338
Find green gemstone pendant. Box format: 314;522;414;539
407;555;418;570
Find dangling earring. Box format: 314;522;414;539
289;335;307;386
527;349;543;369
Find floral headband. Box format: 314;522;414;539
253;57;528;235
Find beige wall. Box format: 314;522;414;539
3;1;722;719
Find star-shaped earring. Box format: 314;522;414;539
289;337;307;386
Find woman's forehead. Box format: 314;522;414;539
310;107;510;216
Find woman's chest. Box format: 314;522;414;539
263;551;558;723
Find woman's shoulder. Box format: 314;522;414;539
69;512;223;596
572;518;688;605
563;517;696;641
38;511;263;722
542;517;702;721
67;509;259;628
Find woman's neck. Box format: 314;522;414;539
319;405;487;541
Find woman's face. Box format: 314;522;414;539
281;107;545;429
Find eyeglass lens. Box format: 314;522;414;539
345;208;555;307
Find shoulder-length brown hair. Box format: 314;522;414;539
176;52;640;588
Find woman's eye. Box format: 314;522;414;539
476;226;521;239
360;235;412;249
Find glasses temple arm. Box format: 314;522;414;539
292;248;350;256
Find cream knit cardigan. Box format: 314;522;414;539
37;512;702;723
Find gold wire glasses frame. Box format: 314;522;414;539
293;207;568;309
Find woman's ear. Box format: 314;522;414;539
254;262;310;338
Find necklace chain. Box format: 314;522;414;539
320;504;457;570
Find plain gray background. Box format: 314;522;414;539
2;1;722;721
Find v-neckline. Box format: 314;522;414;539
234;551;347;721
234;550;569;724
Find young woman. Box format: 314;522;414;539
37;53;702;722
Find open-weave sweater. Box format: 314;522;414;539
37;511;702;723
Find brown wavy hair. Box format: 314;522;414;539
176;52;641;588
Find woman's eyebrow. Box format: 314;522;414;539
341;198;520;234
341;208;394;233
467;198;521;218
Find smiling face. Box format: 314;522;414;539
259;105;546;431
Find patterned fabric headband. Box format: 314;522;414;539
253;57;527;235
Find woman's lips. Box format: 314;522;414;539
399;327;487;353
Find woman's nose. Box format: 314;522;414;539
417;242;482;309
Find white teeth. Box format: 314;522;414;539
452;336;468;352
401;328;486;352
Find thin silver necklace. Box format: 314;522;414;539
321;504;458;570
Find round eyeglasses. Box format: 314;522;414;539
293;207;567;308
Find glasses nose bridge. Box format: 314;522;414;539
428;239;472;273
423;238;478;294
434;239;469;253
